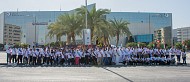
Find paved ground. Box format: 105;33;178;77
0;51;190;82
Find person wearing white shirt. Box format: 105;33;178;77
28;49;33;65
6;47;12;64
33;49;39;65
50;49;55;65
37;48;43;65
17;48;23;64
79;49;85;65
107;48;112;65
67;50;72;65
176;49;181;63
23;48;28;64
112;48;117;65
96;49;102;66
181;50;186;64
100;49;106;65
54;50;61;65
11;48;17;63
75;49;80;65
41;48;46;64
46;50;51;65
91;49;97;65
104;49;110;65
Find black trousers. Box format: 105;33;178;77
71;58;74;65
43;57;46;64
7;53;11;63
85;55;89;65
60;58;65;65
24;57;28;64
37;57;42;65
33;57;37;65
12;55;17;63
50;56;54;65
29;56;33;65
68;58;72;65
18;55;23;64
80;57;85;64
46;57;50;65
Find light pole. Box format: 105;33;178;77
32;15;37;47
85;0;88;29
34;16;36;46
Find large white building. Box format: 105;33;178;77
0;4;172;46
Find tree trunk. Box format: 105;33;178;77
106;37;110;46
103;35;106;46
56;35;59;42
116;33;119;47
66;34;71;45
71;32;76;45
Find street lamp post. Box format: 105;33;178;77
34;16;37;46
85;0;87;29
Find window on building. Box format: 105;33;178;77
14;40;20;42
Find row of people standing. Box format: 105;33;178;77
6;47;187;66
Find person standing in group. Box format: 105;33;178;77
6;47;12;64
176;49;181;63
96;48;102;66
91;48;97;65
23;48;29;65
50;49;54;65
71;49;75;65
75;49;80;65
11;48;17;64
54;49;59;65
37;49;42;65
29;49;33;65
181;50;186;64
60;49;65;65
80;49;85;65
32;48;37;65
42;48;46;65
84;49;90;65
17;48;23;64
46;49;50;65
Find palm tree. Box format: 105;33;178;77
75;5;111;43
109;18;132;47
47;22;65;42
61;13;83;45
47;12;83;45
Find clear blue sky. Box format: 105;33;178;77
0;0;189;29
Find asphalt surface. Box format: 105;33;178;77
0;51;190;82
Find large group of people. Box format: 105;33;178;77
5;46;187;66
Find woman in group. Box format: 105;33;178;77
74;49;80;65
181;50;186;64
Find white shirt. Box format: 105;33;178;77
18;48;23;55
100;50;105;57
6;48;11;54
97;50;102;57
75;51;80;57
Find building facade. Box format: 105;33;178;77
3;24;21;45
107;12;172;46
174;27;190;43
154;26;172;45
0;4;172;46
